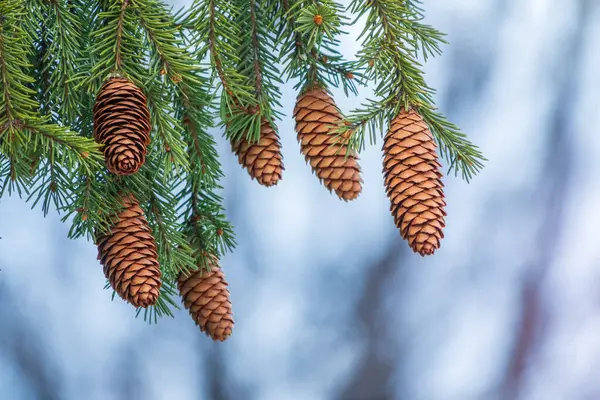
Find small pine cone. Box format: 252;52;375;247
293;86;362;201
93;77;151;175
96;194;162;307
231;117;284;187
383;109;446;256
178;258;234;341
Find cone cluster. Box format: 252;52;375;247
178;256;234;342
85;67;451;345
231;117;284;187
96;194;162;308
382;109;446;256
93;77;151;175
293;86;362;201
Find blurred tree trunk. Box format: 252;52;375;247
336;243;407;400
0;282;63;400
500;1;594;398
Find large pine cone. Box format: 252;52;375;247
178;257;234;341
96;194;162;307
93;77;151;175
383;109;446;256
293;86;362;201
231;117;284;187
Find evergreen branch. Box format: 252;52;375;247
249;0;263;99
209;1;232;95
177;112;235;260
29;0;85;124
182;112;222;187
143;80;189;173
223;0;285;143
62;172;122;241
84;0;147;94
121;158;198;281
0;2;101;183
27;157;71;217
277;0;360;94
140;0;235;272
114;0;130;70
0;0;483;324
136;0;213;172
343;0;485;180
183;0;252;100
0;3;37;132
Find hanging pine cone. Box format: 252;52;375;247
93;77;151;175
231;117;284;187
383;109;446;256
293;85;362;201
178;257;234;341
96;194;162;307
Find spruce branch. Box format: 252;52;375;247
342;0;485;180
114;0;130;70
146;0;235;273
62;172;123;241
27;0;85;124
177;113;235;262
224;0;285;143
249;0;264;100
0;0;484;324
278;0;361;94
84;0;147;93
136;0;214;173
0;0;101;198
183;0;253;101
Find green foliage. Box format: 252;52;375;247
0;0;101;206
342;0;485;180
0;0;484;322
278;0;361;95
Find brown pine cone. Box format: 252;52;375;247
178;257;234;341
293;86;362;201
96;194;162;307
93;77;151;175
231;117;284;187
383;109;446;256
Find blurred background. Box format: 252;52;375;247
2;0;600;399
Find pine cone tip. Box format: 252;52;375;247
232;117;284;187
178;263;234;342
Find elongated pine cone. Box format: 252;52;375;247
178;259;234;341
231;117;284;187
293;86;362;201
96;194;162;307
383;109;446;256
93;77;151;175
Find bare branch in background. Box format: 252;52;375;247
500;1;595;398
204;344;237;400
0;282;64;400
112;345;142;400
336;242;407;400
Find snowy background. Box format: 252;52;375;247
2;0;600;399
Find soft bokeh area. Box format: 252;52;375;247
2;0;600;399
